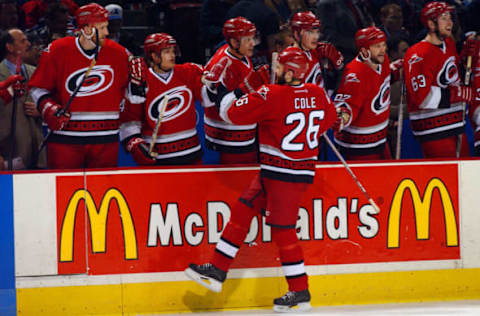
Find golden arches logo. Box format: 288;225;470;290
59;188;138;262
387;178;458;248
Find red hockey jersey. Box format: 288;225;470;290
333;56;391;155
120;63;203;163
404;38;465;142
202;44;256;153
29;36;129;144
219;83;336;183
303;49;324;88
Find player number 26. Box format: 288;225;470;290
281;110;325;151
411;75;426;91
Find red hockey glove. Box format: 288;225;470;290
0;74;24;103
129;56;148;86
316;42;344;70
390;58;404;82
460;36;480;68
332;106;352;132
238;64;270;94
202;56;232;92
449;84;474;104
41;101;70;131
125;137;156;165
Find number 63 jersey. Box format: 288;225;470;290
403;38;464;141
219;83;336;183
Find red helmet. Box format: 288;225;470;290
290;11;321;34
76;3;109;28
355;27;386;50
222;17;256;42
144;33;177;56
278;46;308;80
421;1;453;27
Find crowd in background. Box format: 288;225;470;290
0;0;479;170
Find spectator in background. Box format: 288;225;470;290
315;0;362;63
386;35;409;157
105;3;141;56
226;0;280;66
199;0;235;61
23;32;42;66
0;29;46;170
25;3;71;50
0;1;20;31
379;3;410;42
22;0;78;29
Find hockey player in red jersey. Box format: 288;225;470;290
289;11;344;93
119;33;204;165
333;26;403;160
403;2;474;158
28;3;134;169
185;47;338;312
202;16;269;164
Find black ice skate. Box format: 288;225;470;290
273;289;311;313
184;263;226;293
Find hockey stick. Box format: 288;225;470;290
7;54;22;170
395;81;405;160
270;52;278;84
322;133;381;214
148;95;169;157
38;29;100;154
456;55;472;158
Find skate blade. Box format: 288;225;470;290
273;302;311;313
184;267;222;293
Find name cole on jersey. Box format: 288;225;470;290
220;83;336;183
404;38;465;142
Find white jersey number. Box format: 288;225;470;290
281;110;325;151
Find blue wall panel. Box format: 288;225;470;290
0;174;16;316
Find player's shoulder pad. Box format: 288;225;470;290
103;38;130;57
44;36;74;54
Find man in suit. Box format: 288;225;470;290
0;29;46;170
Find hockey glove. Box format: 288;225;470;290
202;57;232;91
460;36;480;69
238;64;270;94
41;101;71;131
316;42;344;70
449;84;474;104
125;136;156;165
129;56;148;86
332;106;352;132
390;58;404;82
0;74;24;103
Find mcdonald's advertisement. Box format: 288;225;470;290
55;163;460;275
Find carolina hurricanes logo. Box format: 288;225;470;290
408;53;423;72
148;86;192;122
65;65;114;97
345;73;360;83
371;76;390;114
437;56;459;88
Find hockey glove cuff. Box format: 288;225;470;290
449;84;474;104
316;42;344;70
41;100;71;131
238;64;270;94
125;136;156;165
332;106;352;132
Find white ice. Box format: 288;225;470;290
156;300;480;315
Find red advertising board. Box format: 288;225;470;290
56;163;460;275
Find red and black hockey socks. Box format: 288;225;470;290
212;199;260;272
272;227;309;292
